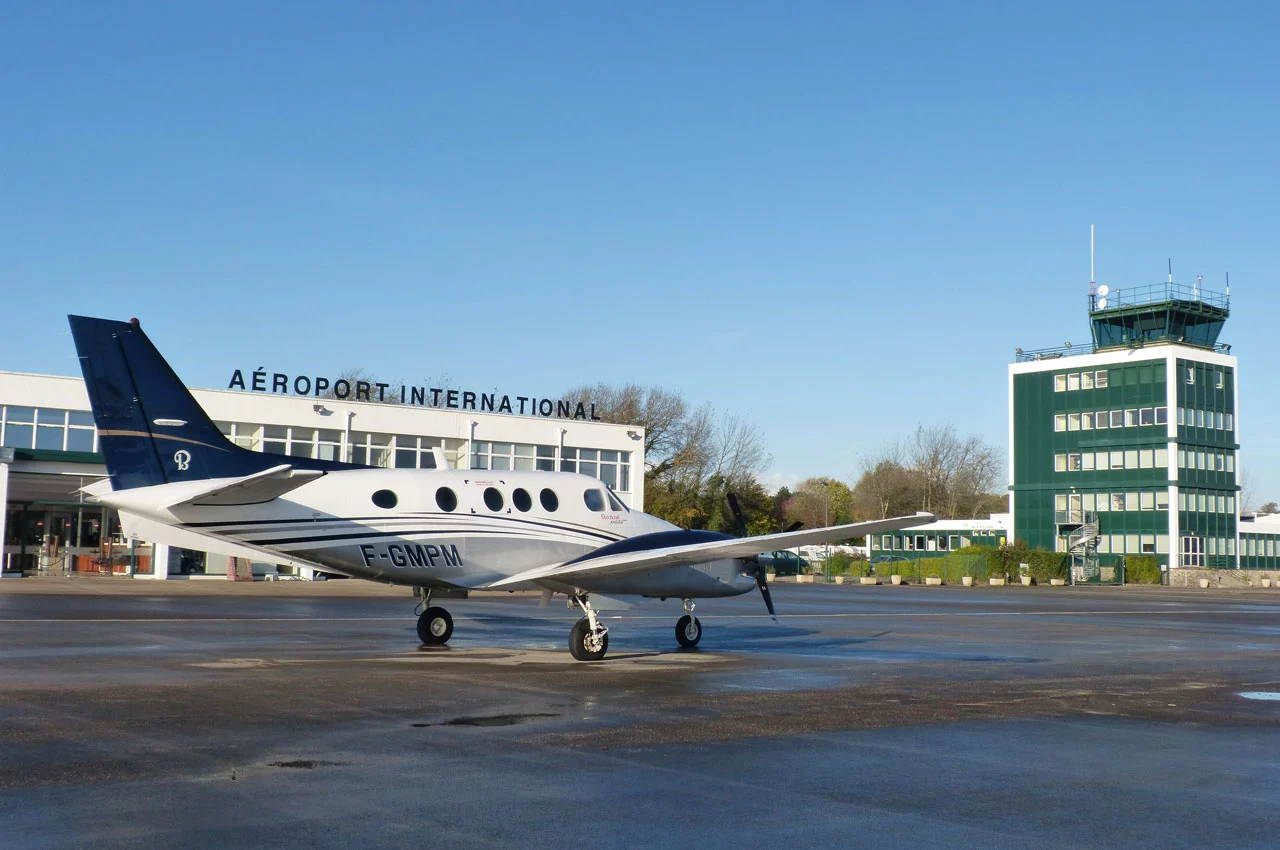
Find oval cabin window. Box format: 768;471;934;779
583;490;606;512
512;488;532;512
372;489;398;509
540;489;559;512
436;487;458;512
483;487;504;512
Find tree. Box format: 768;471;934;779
851;423;1003;521
1260;501;1279;516
784;478;853;530
1239;467;1260;515
567;383;772;529
320;369;403;404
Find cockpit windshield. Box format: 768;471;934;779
605;488;628;513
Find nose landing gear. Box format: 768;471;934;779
569;593;608;661
675;598;702;648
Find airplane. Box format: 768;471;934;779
68;315;935;661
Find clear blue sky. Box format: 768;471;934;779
2;2;1278;499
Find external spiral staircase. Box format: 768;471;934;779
1057;509;1100;584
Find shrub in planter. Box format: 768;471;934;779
1124;555;1162;585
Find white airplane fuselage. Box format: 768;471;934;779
102;467;760;598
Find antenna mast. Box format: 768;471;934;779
1090;224;1095;294
1168;258;1173;285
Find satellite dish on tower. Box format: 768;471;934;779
1097;285;1109;297
1097;297;1108;309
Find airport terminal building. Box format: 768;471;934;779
0;371;644;579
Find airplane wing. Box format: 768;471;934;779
164;465;324;509
483;512;935;589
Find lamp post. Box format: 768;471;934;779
824;482;832;583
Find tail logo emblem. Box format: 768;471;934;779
174;450;191;471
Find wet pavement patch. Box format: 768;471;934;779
412;713;559;728
268;759;350;769
1238;692;1280;701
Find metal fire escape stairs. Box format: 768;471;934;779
1063;512;1100;583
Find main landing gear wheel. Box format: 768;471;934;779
675;614;702;648
569;618;608;661
417;606;453;645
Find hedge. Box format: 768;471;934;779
1124;555;1162;585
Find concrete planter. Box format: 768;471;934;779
1262;578;1272;588
834;576;845;585
766;573;776;582
925;576;942;586
1050;578;1066;586
796;574;815;584
961;576;974;587
1198;578;1211;589
860;576;879;585
989;577;1006;586
1020;575;1033;586
890;574;903;586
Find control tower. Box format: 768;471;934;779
1009;281;1237;582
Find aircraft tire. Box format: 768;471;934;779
417;607;453;644
675;615;702;648
569;618;608;661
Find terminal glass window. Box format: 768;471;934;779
561;447;631;492
1067;373;1081;391
1095;410;1108;429
262;425;288;455
1095;370;1108;387
1054;414;1066;432
66;411;96;452
1068;414;1080;431
289;429;316;458
35;409;67;450
317;430;342;461
1081;372;1094;390
2;406;35;449
1054;375;1067;392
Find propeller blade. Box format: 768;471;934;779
756;573;777;622
726;492;748;537
784;521;804;533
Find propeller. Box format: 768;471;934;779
727;492;778;622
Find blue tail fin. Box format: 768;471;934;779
68;315;359;489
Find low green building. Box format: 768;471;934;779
868;514;1010;560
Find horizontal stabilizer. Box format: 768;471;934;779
165;464;324;509
484;513;936;589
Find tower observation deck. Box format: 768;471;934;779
1088;282;1229;352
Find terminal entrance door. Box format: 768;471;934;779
35;506;105;575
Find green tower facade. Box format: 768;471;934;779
1009;283;1240;579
